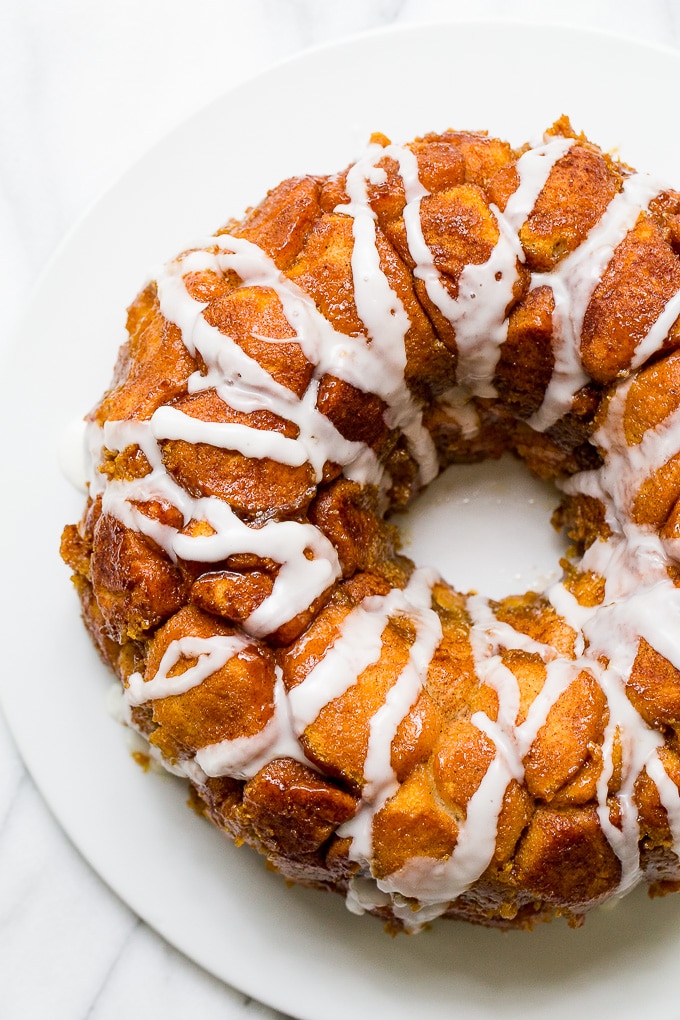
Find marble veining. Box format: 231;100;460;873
3;1;680;1017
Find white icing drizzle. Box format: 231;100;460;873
630;286;680;372
433;386;481;439
158;241;384;487
501;138;575;231
361;569;442;802
545;373;680;893
335;146;439;484
404;136;574;399
380;599;581;912
125;633;250;706
287;592;395;733
593;656;661;894
90;418;342;636
126;564;446;859
124;644;310;782
194;671;308;781
335;568;443;862
150;405;309;467
173;499;341;637
528;170;670;432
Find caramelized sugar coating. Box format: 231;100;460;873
62;118;680;932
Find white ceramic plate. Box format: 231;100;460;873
4;20;680;1020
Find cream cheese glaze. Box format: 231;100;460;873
70;124;680;930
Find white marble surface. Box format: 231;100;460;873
3;1;680;1017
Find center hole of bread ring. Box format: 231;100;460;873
393;453;568;600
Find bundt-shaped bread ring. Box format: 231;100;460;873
61;116;680;931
